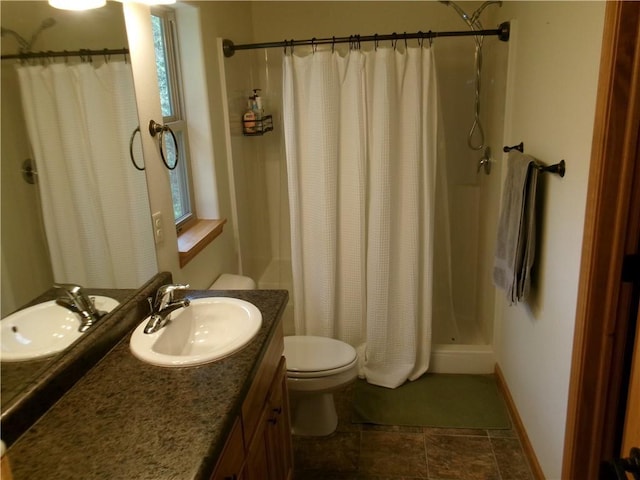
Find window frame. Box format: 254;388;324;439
151;6;197;233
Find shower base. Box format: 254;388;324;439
430;344;495;374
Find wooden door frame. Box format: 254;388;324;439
563;2;640;479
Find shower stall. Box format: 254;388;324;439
221;1;509;374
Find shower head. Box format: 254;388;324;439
470;1;503;25
28;18;56;51
0;27;29;50
438;0;502;152
439;0;473;28
41;18;57;29
1;18;57;54
439;0;501;30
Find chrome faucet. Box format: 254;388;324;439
54;283;106;333
144;284;191;334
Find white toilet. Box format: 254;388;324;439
209;275;357;436
284;335;358;436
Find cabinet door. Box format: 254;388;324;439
265;358;293;480
244;405;270;480
211;418;245;480
245;357;294;480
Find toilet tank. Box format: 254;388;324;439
209;274;256;290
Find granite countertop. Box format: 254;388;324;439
1;273;172;446
7;289;288;480
1;288;136;407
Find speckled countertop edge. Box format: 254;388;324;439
7;288;289;480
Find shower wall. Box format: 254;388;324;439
222;47;290;280
223;1;506;345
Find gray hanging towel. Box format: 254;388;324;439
493;150;539;304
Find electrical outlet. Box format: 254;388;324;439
152;212;163;245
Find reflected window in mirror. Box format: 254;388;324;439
151;7;196;232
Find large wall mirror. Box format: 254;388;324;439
1;1;157;316
1;0;158;426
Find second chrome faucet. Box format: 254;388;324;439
54;283;106;333
144;284;191;334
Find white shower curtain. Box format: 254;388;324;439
283;46;438;389
16;61;156;288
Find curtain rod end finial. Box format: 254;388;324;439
223;39;235;58
498;21;510;42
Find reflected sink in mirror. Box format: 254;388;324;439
0;296;119;362
130;297;262;367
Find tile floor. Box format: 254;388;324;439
292;382;535;480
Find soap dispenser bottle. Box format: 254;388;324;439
252;89;263;121
243;96;256;134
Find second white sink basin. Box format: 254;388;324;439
129;297;262;367
0;296;120;362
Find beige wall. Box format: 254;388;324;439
491;2;606;478
173;2;251;288
123;2;248;289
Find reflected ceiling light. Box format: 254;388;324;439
48;0;106;10
110;0;176;4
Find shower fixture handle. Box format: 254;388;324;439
477;147;491;175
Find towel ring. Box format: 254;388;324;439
129;126;145;171
148;120;179;171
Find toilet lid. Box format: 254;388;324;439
284;335;357;373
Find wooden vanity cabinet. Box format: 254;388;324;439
211;322;293;480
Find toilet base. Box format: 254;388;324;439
290;392;337;436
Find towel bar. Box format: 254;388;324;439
503;142;566;178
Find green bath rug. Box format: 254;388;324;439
352;374;511;430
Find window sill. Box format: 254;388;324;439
177;218;227;268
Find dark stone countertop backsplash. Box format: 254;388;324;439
6;288;289;480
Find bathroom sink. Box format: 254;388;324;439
129;297;262;367
0;296;119;362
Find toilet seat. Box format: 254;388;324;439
284;335;357;378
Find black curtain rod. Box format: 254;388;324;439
1;47;129;61
223;21;510;57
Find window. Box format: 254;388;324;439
151;8;195;230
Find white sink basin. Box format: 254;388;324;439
129;297;262;367
0;296;119;362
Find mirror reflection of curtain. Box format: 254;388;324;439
282;46;438;389
16;61;156;288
